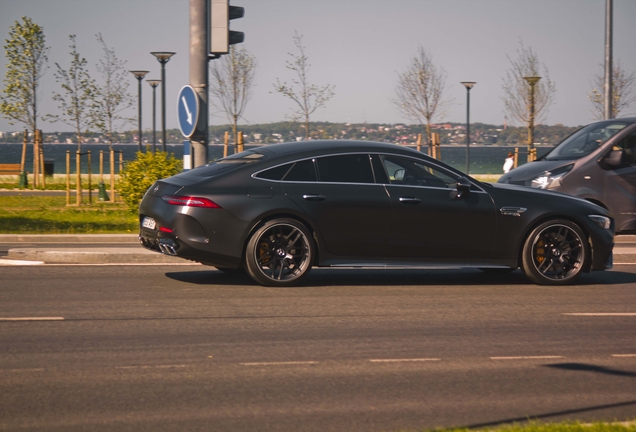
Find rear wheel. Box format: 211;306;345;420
522;220;588;285
245;219;314;287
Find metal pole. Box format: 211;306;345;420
161;63;166;151
529;82;535;154
190;0;209;168
466;88;470;174
130;71;148;152
604;0;613;119
137;77;143;151
153;84;157;153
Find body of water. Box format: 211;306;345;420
0;143;552;175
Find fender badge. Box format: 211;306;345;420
500;207;527;217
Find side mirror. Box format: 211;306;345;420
393;169;405;181
604;149;625;169
455;176;471;199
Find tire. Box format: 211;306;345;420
522;219;588;285
245;218;314;287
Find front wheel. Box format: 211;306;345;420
522;220;588;285
245;218;314;287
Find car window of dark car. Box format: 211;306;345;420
316;154;374;184
544;121;629;161
254;163;292;181
283;159;317;182
381;155;457;188
613;130;636;166
370;154;390;184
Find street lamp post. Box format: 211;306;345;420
146;79;161;153
150;52;176;152
460;82;476;174
129;70;149;152
523;76;541;161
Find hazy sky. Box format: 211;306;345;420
1;0;635;134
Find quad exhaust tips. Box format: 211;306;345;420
158;242;177;256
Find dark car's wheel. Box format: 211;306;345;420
245;219;314;287
522;220;588;285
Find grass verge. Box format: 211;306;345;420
0;196;137;234
415;422;636;432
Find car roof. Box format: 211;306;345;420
253;140;418;157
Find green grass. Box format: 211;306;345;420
0;196;137;234
411;422;636;432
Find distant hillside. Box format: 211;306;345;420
1;121;579;146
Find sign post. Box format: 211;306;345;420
177;85;199;170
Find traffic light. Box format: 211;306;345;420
210;0;244;55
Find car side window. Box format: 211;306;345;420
283;159;317;182
254;163;292;180
316;154;375;184
381;155;457;189
614;131;636;166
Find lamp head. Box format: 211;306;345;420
461;81;477;90
151;52;176;63
523;76;541;85
130;70;149;80
146;79;161;88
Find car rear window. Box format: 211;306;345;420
177;151;268;178
316;154;374;183
283;159;316;182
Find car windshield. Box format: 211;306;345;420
543;121;629;161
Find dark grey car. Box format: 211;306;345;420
499;117;636;234
139;140;614;287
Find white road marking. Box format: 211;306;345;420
240;361;318;366
563;313;636;316
369;358;441;363
0;317;64;321
490;356;564;360
0;368;45;373
115;365;187;369
0;259;44;265
612;354;636;357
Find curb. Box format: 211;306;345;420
7;247;185;264
0;234;138;243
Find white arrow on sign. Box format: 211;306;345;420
181;96;193;125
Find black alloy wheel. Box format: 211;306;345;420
522;220;588;285
245;218;314;287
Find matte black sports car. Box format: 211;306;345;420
139;140;614;286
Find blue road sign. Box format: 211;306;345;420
177;85;199;138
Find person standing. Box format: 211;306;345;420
503;152;514;173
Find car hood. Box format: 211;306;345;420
486;181;609;215
498;159;573;185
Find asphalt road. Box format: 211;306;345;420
1;264;635;432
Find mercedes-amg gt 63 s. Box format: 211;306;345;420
139;140;614;287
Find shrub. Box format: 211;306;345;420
119;150;181;212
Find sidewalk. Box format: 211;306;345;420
1;234;635;265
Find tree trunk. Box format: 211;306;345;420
305;114;309;140
425;122;432;154
232;118;238;154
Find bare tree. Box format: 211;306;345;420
0;16;49;137
273;32;335;140
501;42;556;126
48;35;98;152
210;45;257;152
394;47;452;150
589;61;636;119
94;33;134;148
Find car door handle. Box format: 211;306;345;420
302;194;325;201
399;197;421;204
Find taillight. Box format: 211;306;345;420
161;195;221;208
